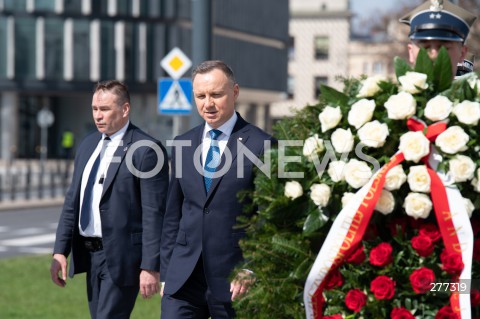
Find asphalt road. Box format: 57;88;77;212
0;205;61;258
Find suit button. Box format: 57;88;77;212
203;208;210;214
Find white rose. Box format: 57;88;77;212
472;168;480;192
384;91;416;120
435;126;469;154
310;183;331;207
357;75;385;98
348;99;376;129
341;192;355;208
284;181;303;200
468;76;480;96
384;165;407;191
303;134;324;160
319;106;342;132
424;95;453;121
344;159;373;189
331;128;354;153
452;100;480;125
357;120;389;148
375;190;395;215
404;192;432;219
398;131;430;163
407;165;431;193
464;197;475;218
399;71;429;94
327;160;346;182
448;155;476;182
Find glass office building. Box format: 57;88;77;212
0;0;288;160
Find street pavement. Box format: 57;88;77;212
0;205;62;258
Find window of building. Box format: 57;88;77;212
372;61;385;74
314;76;328;99
64;0;82;14
287;75;294;99
314;36;329;60
117;0;129;16
101;21;115;79
0;16;6;78
4;0;27;11
35;0;55;12
73;19;90;80
288;36;295;61
44;17;63;79
15;17;36;79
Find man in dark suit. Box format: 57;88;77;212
50;80;169;319
160;60;273;318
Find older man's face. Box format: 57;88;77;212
408;40;467;76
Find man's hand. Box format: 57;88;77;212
50;254;68;287
140;270;160;299
230;270;256;301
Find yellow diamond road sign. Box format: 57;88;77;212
160;47;192;80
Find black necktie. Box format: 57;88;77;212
80;137;110;231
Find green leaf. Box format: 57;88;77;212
320;84;349;107
394;56;411;80
302;208;328;236
414;48;434;81
433;47;453;91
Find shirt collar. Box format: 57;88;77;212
103;121;129;142
203;112;237;139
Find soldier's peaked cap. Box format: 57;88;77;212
399;0;476;42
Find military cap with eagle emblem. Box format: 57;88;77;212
400;0;477;43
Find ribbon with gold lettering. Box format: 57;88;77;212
304;118;473;318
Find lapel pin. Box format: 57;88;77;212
238;137;243;141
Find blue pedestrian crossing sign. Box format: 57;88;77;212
158;78;193;115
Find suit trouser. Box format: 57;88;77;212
161;256;235;319
86;249;139;319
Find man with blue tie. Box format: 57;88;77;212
50;80;169;318
160;60;274;318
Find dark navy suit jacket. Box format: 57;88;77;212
160;114;273;302
53;123;169;286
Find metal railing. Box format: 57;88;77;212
0;159;73;202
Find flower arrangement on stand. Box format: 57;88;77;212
233;48;480;319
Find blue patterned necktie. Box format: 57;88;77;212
204;129;222;193
80;137;110;231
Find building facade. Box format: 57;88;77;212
271;0;350;120
0;0;288;160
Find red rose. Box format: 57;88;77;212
411;234;435;257
472;289;480;307
346;244;366;265
324;269;344;290
369;242;393;267
473;239;480;262
323;315;343;319
440;249;464;275
435;305;458;319
419;223;441;242
345;289;367;312
370;275;395;300
391;307;415;319
409;267;435;294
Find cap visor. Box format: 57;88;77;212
410;29;464;42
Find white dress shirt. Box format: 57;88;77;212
201;112;237;166
79;121;129;237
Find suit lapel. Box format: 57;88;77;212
101;124;134;198
206;115;250;199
